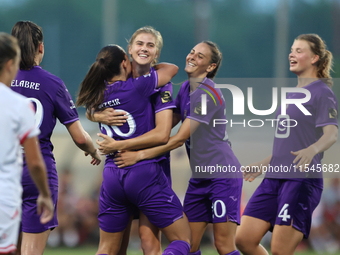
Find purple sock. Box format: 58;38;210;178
225;250;241;255
163;240;190;255
189;250;201;255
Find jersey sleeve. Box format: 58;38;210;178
133;69;159;97
315;88;338;128
173;84;183;115
188;89;221;125
54;81;79;125
151;82;175;113
18;101;40;144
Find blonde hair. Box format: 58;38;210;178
296;34;333;87
128;26;163;66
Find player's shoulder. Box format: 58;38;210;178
35;67;65;89
310;80;337;101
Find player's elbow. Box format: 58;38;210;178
171;136;186;149
170;64;179;77
73;134;88;147
27;160;46;176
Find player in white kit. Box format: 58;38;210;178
0;33;54;255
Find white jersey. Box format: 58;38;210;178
0;82;40;207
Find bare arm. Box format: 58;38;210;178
86;108;128;126
65;120;101;165
243;154;272;182
23;136;54;224
97;109;173;153
114;118;200;168
154;63;179;88
291;125;338;170
172;112;182;128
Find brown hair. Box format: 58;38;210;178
0;33;19;74
202;41;223;79
296;34;333;87
11;21;43;70
76;45;126;111
128;26;163;66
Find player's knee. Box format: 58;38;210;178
235;234;255;253
214;237;235;255
140;236;161;255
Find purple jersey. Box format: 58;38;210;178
265;80;338;188
175;78;242;179
99;69;165;167
12;66;79;186
151;77;175;168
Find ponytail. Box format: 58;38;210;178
11;21;43;70
76;45;126;111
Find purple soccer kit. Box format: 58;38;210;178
151;78;176;186
12;66;79;233
97;70;183;233
174;78;243;223
244;80;339;238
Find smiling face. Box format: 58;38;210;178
289;39;319;77
185;42;216;79
128;33;158;66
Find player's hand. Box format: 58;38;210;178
291;146;317;171
97;133;119;154
85;149;101;165
243;164;263;182
95;108;128;126
114;151;140;168
36;194;54;224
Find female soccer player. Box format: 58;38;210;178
99;41;243;255
11;21;101;255
236;34;338;255
77;44;191;255
89;26;175;255
0;32;54;255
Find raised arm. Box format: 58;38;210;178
113;118;200;168
154;62;179;87
65;120;101;165
23;136;54;224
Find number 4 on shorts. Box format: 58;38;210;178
278;203;291;222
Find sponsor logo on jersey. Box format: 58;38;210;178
160;91;172;103
194;103;202;115
329;108;338;119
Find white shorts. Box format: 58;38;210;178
0;204;21;254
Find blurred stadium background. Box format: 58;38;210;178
1;0;340;253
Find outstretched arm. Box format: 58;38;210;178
65;120;101;165
113;118;200;168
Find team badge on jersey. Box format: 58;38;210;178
329;108;338;119
194;103;202;115
161;91;172;103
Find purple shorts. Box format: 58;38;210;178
21;184;58;233
98;162;183;233
243;178;322;238
184;178;242;224
131;159;172;220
